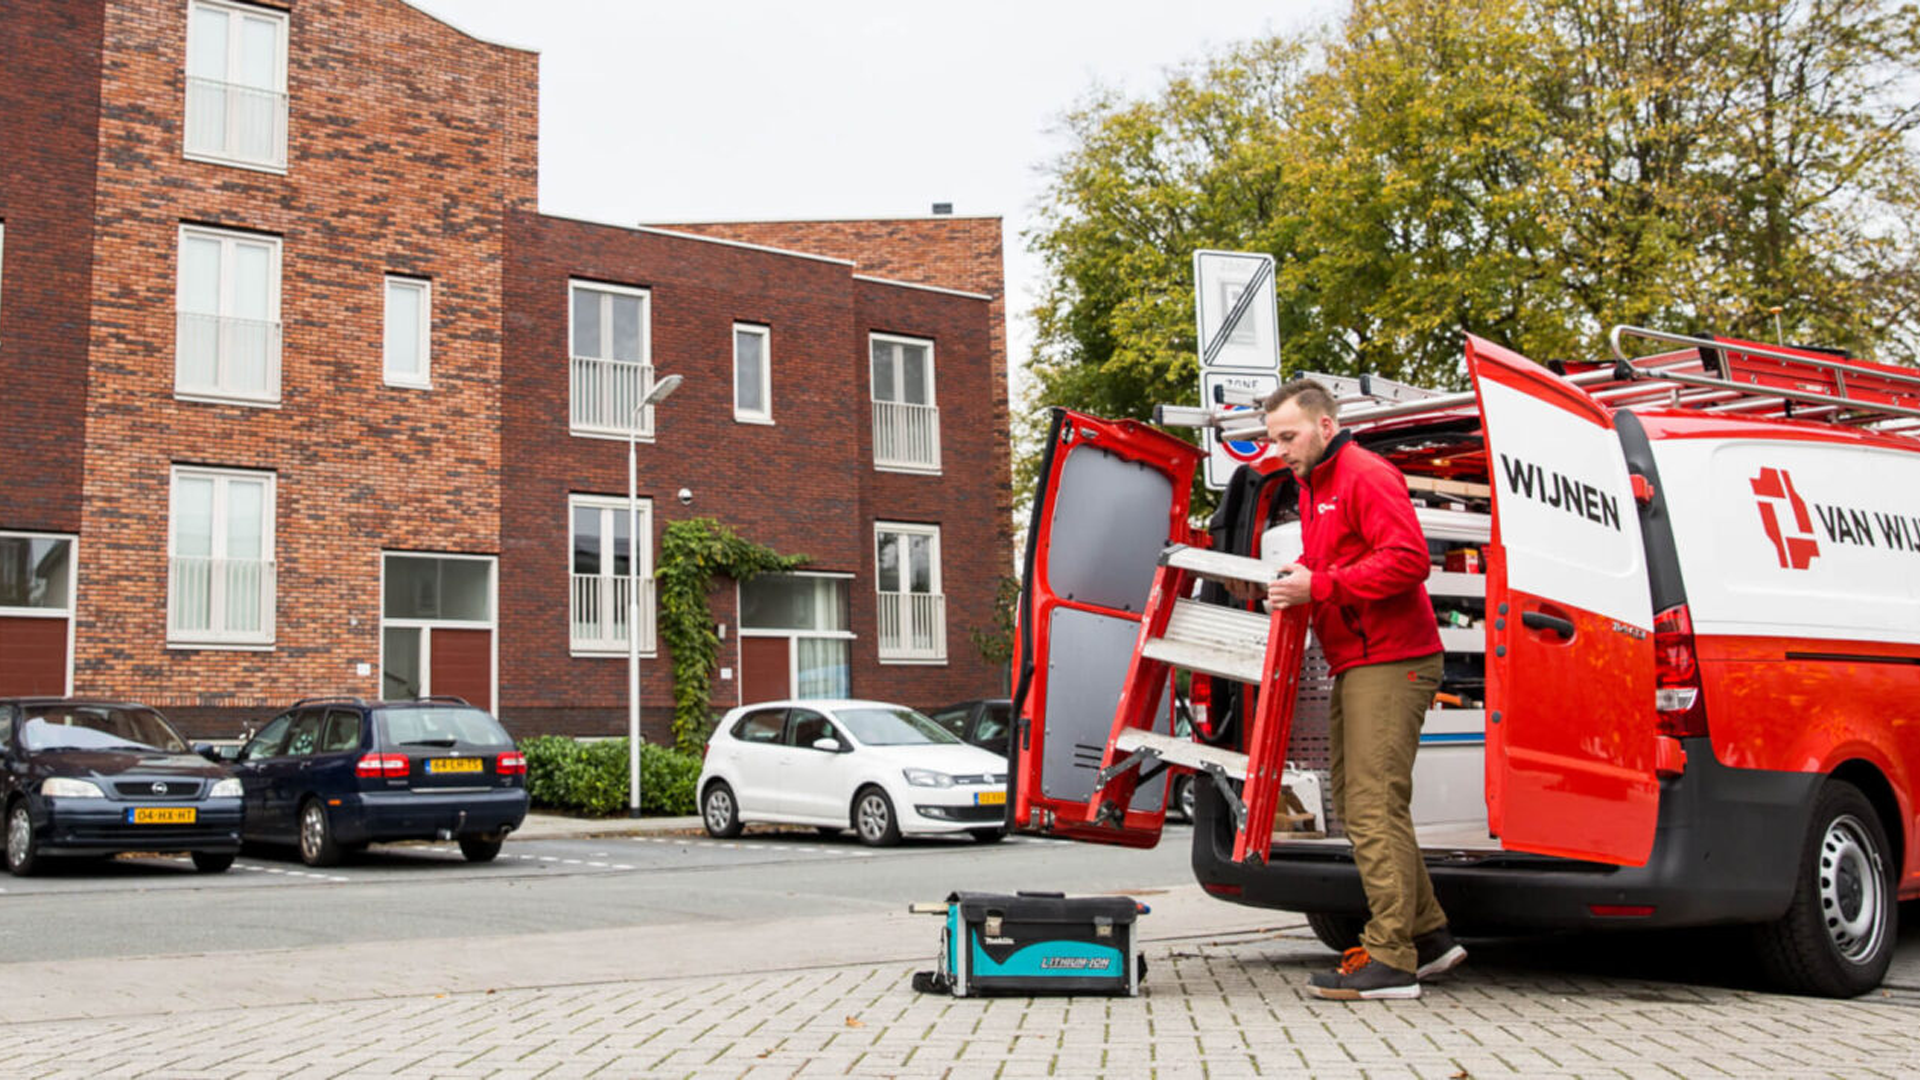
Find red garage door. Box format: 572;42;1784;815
0;617;68;696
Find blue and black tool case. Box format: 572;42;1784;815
910;891;1145;997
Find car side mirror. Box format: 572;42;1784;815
194;743;223;763
812;737;842;753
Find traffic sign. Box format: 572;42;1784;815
1201;370;1278;490
1193;250;1279;374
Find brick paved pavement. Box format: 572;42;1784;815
1;923;1916;1079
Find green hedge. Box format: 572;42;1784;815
520;735;701;817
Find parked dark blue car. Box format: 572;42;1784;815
1;698;243;875
232;696;527;866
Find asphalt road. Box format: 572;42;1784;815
0;826;1205;964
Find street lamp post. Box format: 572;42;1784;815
629;372;683;818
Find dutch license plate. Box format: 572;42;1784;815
974;791;1006;806
127;807;197;825
427;757;483;774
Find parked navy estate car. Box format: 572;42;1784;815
232;696;527;866
0;699;243;876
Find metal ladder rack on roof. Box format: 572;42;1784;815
1154;325;1920;443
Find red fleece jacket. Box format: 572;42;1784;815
1293;431;1443;675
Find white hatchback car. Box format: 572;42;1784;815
697;699;1009;846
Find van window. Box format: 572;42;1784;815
321;709;362;753
239;714;292;761
375;705;512;749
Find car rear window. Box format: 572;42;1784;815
21;705;190;754
375;706;512;750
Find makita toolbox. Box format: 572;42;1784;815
910;891;1145;997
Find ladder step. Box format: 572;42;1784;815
1113;728;1250;777
1142;598;1270;682
1159;545;1279;585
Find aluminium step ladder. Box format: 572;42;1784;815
1087;543;1311;866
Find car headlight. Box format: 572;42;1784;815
42;777;106;799
902;768;955;788
209;778;243;798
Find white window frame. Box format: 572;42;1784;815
167;466;277;649
869;332;941;474
874;522;946;664
383;275;432;389
732;322;773;424
183;0;290;173
569;494;656;657
378;552;499;708
568;279;656;440
736;572;856;700
176;224;283;406
0;530;78;697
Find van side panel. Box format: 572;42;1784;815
1646;428;1920;888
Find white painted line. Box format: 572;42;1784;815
539;856;559;862
561;859;581;865
587;861;608;868
613;864;633;870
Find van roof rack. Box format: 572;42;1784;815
290;696;372;708
1183;325;1920;441
412;694;471;706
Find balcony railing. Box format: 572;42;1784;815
571;357;657;437
877;590;946;661
169;556;276;644
571;572;656;653
176;313;282;402
872;400;941;471
185;77;288;169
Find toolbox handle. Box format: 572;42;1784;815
1015;890;1067;899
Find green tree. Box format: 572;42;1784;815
1023;0;1920;496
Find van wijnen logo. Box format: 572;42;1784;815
1751;467;1820;570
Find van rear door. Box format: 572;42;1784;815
1467;335;1659;866
1010;409;1205;847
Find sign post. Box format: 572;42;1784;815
1193;250;1281;489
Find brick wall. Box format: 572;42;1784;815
76;0;536;731
657;217;1014;565
0;0;105;534
502;216;1008;738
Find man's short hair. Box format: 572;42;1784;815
1263;378;1338;419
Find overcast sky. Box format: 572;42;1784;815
405;0;1345;400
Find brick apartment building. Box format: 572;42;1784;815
0;0;1013;739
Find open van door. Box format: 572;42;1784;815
1009;408;1205;847
1467;335;1659;866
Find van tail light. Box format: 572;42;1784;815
355;753;410;778
496;751;527;775
1652;604;1709;738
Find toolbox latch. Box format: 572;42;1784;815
984;913;1004;937
1094;916;1114;939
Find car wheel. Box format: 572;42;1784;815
852;787;901;847
1171;774;1197;823
969;828;1006;844
191;851;236;874
459;834;504;863
703;781;743;839
1753;780;1896;997
1305;911;1366;954
297;798;342;868
5;802;41;877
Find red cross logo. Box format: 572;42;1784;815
1751;467;1819;570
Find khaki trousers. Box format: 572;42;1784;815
1328;652;1447;974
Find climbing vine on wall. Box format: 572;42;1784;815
656;518;806;752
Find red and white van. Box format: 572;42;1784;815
1010;327;1919;997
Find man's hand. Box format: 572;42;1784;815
1268;563;1313;608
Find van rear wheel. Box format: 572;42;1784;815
1752;780;1896;997
1305;911;1366;954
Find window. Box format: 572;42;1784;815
875;523;945;662
184;0;289;170
730;708;787;744
238;713;290;761
740;573;852;699
177;226;282;404
733;323;771;423
569;280;654;437
168;467;276;646
0;534;73;614
569;495;654;655
383;276;430;388
870;334;940;472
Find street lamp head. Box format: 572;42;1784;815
643;373;684;407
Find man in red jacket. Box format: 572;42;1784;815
1264;378;1467;1000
